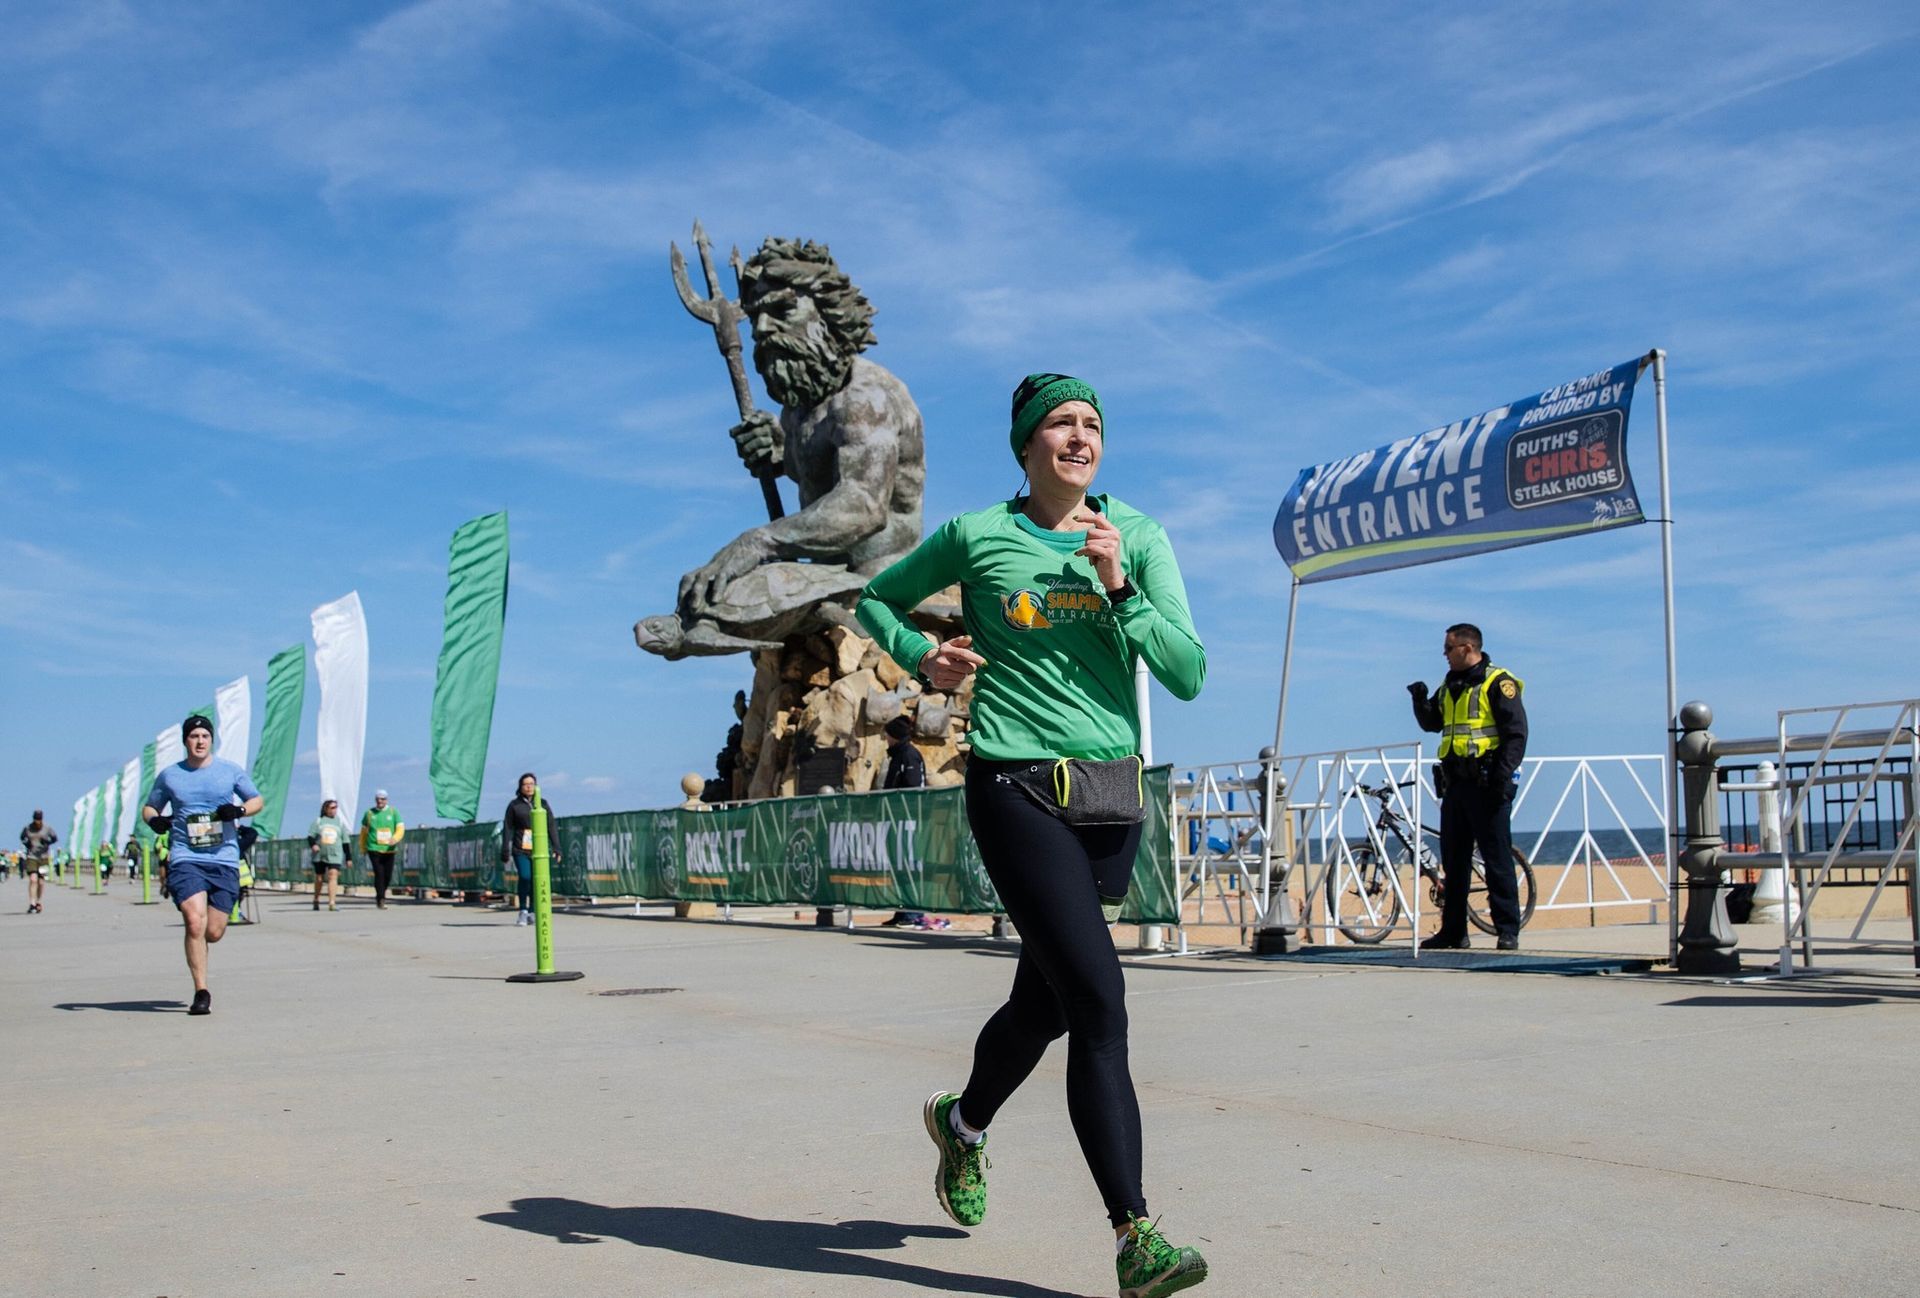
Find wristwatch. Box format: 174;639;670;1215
1106;579;1138;607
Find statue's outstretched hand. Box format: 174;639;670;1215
731;411;783;476
919;635;985;691
678;530;774;615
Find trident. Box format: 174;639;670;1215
671;220;785;521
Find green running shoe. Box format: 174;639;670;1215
1116;1214;1208;1298
923;1090;988;1227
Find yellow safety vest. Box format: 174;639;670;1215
1439;668;1520;759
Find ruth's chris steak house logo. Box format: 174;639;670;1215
1505;410;1626;510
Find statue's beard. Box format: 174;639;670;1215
755;329;852;411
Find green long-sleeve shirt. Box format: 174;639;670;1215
855;495;1205;761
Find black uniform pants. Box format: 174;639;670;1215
957;758;1146;1227
1438;779;1520;937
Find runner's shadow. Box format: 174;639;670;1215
54;1000;186;1013
478;1198;1084;1297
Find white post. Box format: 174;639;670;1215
1135;658;1153;765
1253;580;1303;952
1136;658;1164;952
1653;349;1682;966
1747;760;1798;924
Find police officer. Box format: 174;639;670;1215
1408;622;1528;950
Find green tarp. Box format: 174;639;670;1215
430;511;509;823
252;769;1181;924
252;644;306;840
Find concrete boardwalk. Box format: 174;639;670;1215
5;884;1918;1298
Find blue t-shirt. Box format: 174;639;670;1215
144;758;260;868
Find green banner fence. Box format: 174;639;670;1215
252;769;1179;925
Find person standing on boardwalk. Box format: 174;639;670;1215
18;810;56;914
880;715;931;928
359;789;405;910
1409;622;1529;950
857;373;1210;1298
501;773;560;927
143;714;263;1016
308;799;353;911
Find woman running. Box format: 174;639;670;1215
856;373;1208;1298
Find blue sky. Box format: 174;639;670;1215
4;0;1916;835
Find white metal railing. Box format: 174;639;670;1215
1301;746;1428;946
1171;758;1269;944
1166;745;1676;952
1720;700;1920;976
1510;756;1669;919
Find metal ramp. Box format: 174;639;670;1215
1260;945;1656;975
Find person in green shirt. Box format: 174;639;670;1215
358;790;405;910
856;373;1208;1298
306;799;354;912
95;840;116;885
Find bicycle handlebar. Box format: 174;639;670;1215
1356;779;1419;800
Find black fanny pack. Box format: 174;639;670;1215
1000;755;1147;827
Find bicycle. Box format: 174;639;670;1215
1325;780;1535;944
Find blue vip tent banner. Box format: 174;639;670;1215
1273;355;1648;583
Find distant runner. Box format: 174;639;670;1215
359;789;405;910
308;800;353;911
501;773;560;927
95;839;116;885
143;715;263;1016
18;810;57;914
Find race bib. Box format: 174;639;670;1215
319;826;338;845
186;813;221;850
375;828;393;846
519;829;533;851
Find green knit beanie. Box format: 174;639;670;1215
1009;373;1102;465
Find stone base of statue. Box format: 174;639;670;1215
727;586;971;800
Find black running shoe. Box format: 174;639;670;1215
189;990;211;1016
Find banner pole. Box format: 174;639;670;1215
509;785;582;983
1652;348;1681;966
1253;578;1303;953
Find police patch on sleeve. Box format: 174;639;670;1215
1499;679;1518;699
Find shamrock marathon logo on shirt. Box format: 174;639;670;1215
1000;570;1112;632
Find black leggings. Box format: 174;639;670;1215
368;851;395;902
958;758;1146;1227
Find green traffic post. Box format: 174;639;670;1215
508;786;582;984
93;855;103;895
135;841;158;905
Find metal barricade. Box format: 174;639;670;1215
1674;698;1920;976
1511;756;1669;922
1171;759;1271;945
1250;742;1428;949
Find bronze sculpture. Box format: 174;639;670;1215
634;232;925;659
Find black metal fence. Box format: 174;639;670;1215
1721;758;1912;883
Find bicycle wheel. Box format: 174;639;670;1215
1330;845;1405;944
1465;847;1535;935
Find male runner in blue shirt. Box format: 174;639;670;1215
143;714;263;1016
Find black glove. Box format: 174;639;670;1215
213;802;246;822
1406;681;1429;699
146;812;172;835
